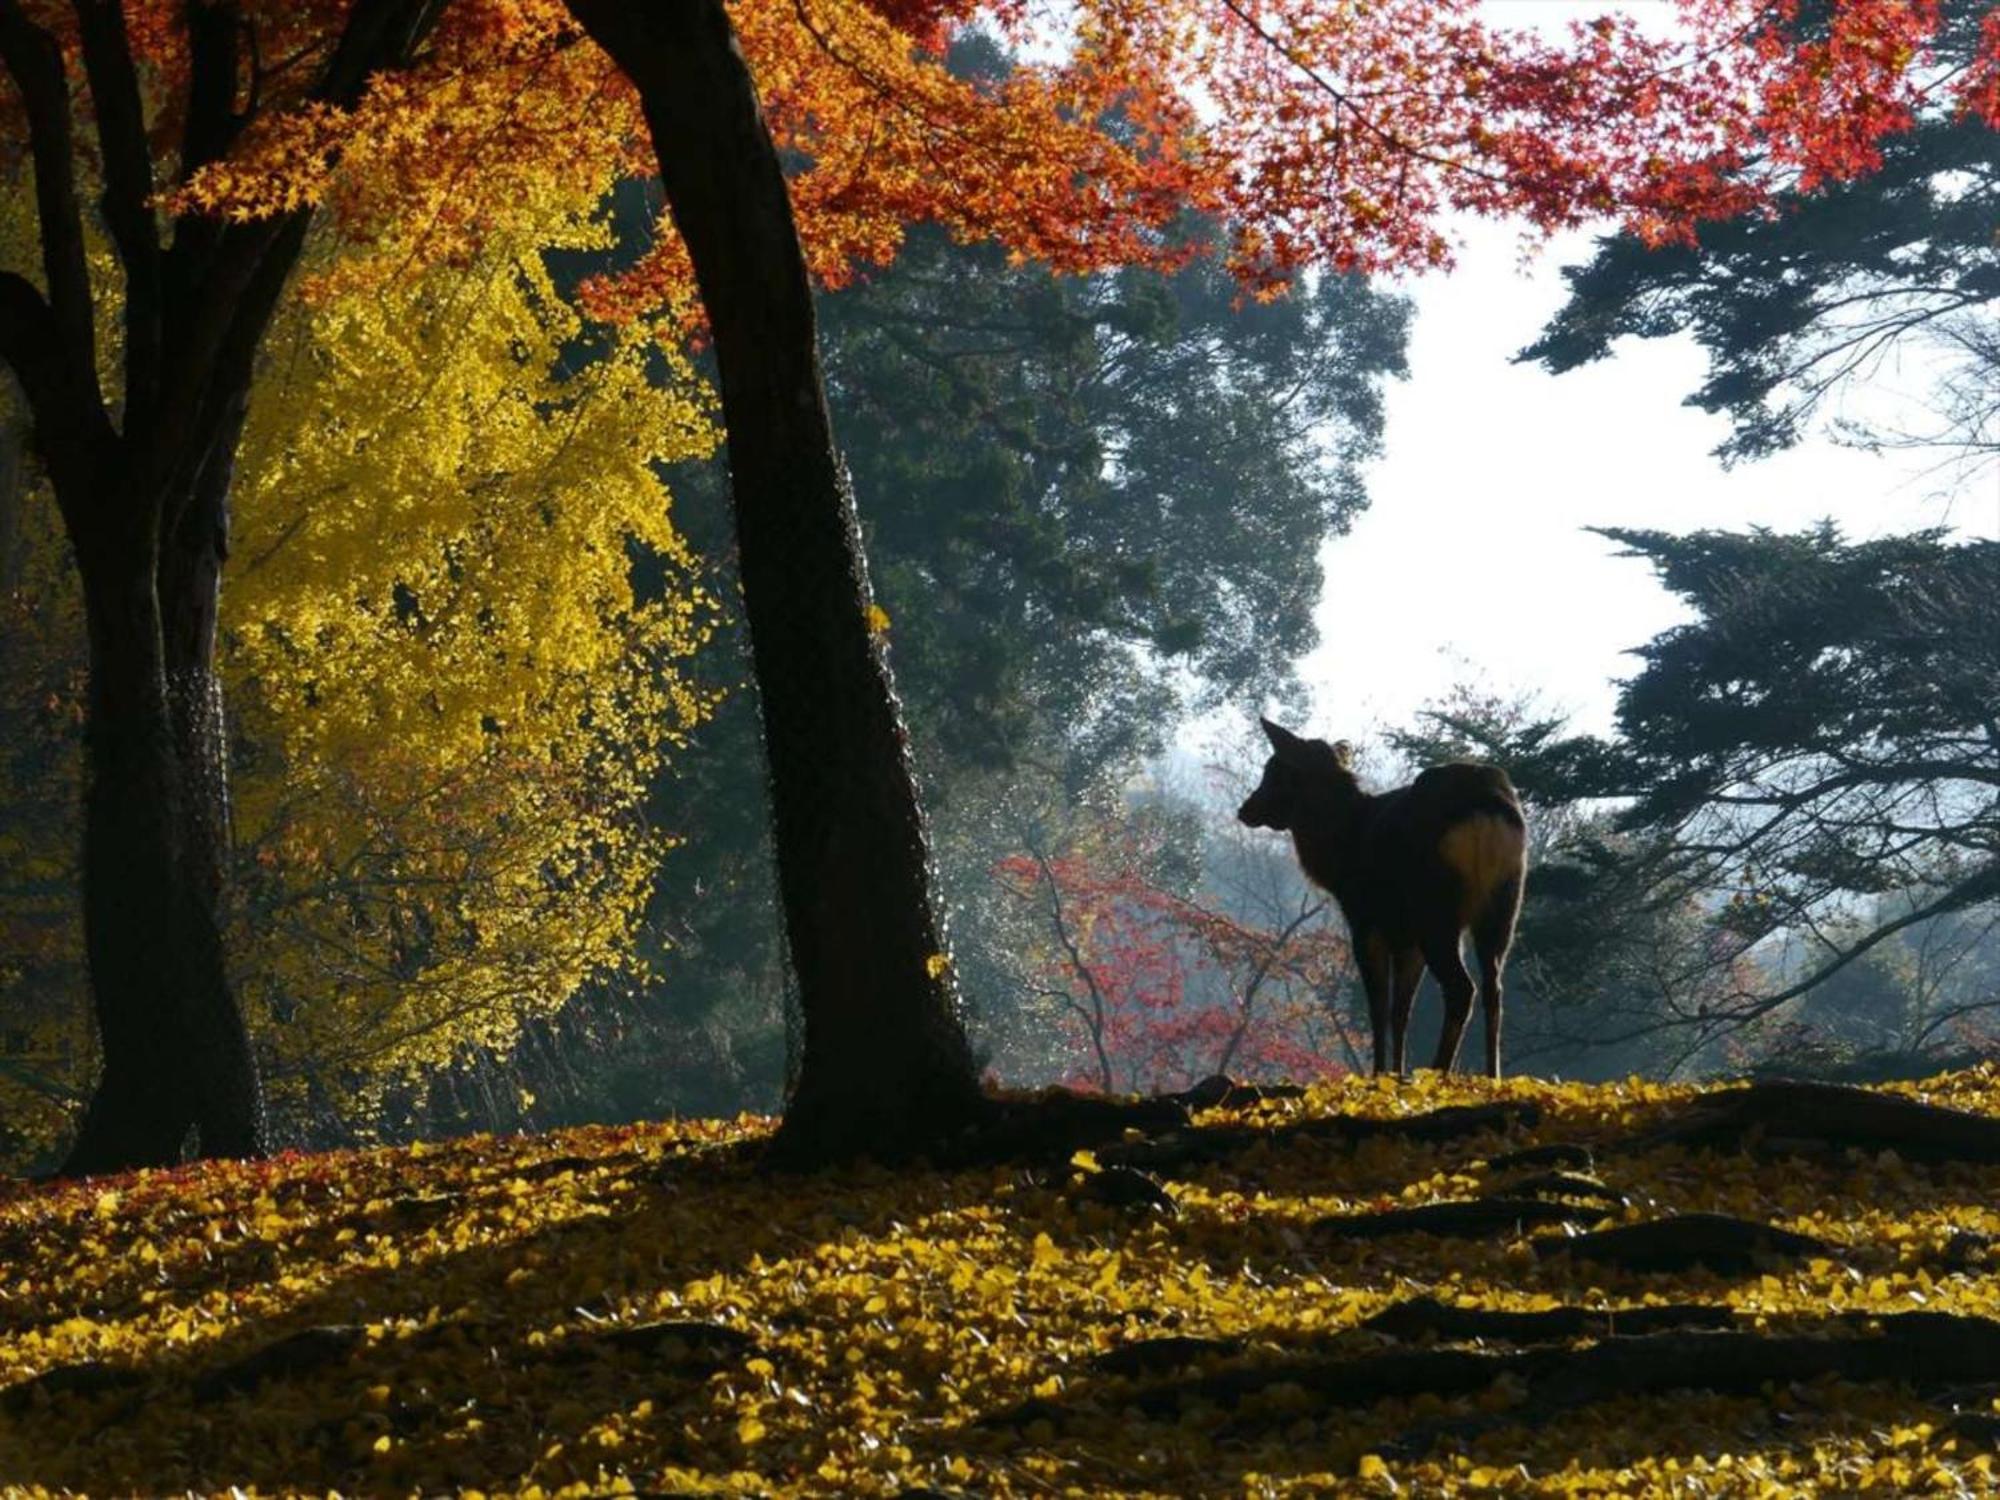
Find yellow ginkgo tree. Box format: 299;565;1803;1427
0;194;719;1165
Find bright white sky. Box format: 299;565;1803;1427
1279;216;2000;747
1157;0;2000;774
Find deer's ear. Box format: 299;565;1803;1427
1261;716;1314;768
1331;740;1355;770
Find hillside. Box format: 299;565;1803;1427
7;1070;2000;1497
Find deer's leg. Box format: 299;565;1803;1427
1475;948;1505;1080
1472;876;1523;1081
1421;929;1477;1074
1390;947;1424;1077
1359;932;1393;1075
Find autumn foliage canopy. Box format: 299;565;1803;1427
5;0;1989;311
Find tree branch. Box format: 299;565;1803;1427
73;0;162;419
0;0;105;429
0;269;112;499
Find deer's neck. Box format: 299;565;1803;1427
1291;780;1372;896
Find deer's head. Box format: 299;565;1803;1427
1237;718;1356;831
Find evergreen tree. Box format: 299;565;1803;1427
1520;0;2000;464
617;228;1409;1114
1430;528;2000;1063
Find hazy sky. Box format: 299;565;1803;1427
1281;217;2000;749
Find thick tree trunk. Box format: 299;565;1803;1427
1;0;428;1176
60;481;264;1176
160;410;265;1160
0;397;24;589
565;0;988;1162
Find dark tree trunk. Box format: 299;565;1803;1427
0;0;431;1174
160;401;265;1158
565;0;988;1162
0;396;24;588
60;480;262;1174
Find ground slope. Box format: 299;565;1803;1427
6;1070;2000;1496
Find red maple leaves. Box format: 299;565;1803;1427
995;827;1357;1095
7;0;1988;308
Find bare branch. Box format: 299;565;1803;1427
0;0;106;434
72;0;162;417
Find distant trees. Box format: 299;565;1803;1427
1423;529;2000;1075
821;216;1408;782
1592;526;2000;1064
987;798;1353;1094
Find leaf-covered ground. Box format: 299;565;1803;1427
7;1070;2000;1497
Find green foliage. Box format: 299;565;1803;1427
823;225;1409;782
1432;528;2000;1067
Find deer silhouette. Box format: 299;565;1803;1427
1238;718;1526;1077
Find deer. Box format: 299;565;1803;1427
1237;718;1527;1078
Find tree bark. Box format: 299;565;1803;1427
0;393;25;588
60;485;262;1174
0;0;430;1173
564;0;988;1162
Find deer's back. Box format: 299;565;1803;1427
1343;764;1525;940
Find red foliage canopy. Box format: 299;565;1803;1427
5;0;1988;308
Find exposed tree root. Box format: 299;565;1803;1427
1489;1171;1628;1211
1071;1165;1179;1215
1324;1101;1543;1143
1169;1075;1307;1111
1535;1213;1833;1273
1632;1081;2000;1163
987;1311;2000;1441
1085;1299;1737;1385
193;1325;367;1403
372;1191;468;1226
922;1092;1192;1168
1;1360;145;1414
1102;1101;1540;1175
1941;1230;1997;1271
1486;1142;1596;1173
1361;1295;1735;1344
1091;1335;1246;1376
1950;1412;2000;1446
1315;1196;1596;1241
566;1319;762;1367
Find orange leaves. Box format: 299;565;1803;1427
171;103;355;221
15;0;1986;310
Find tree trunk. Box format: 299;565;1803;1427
1;0;431;1176
0;393;25;589
564;0;988;1162
59;476;264;1176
